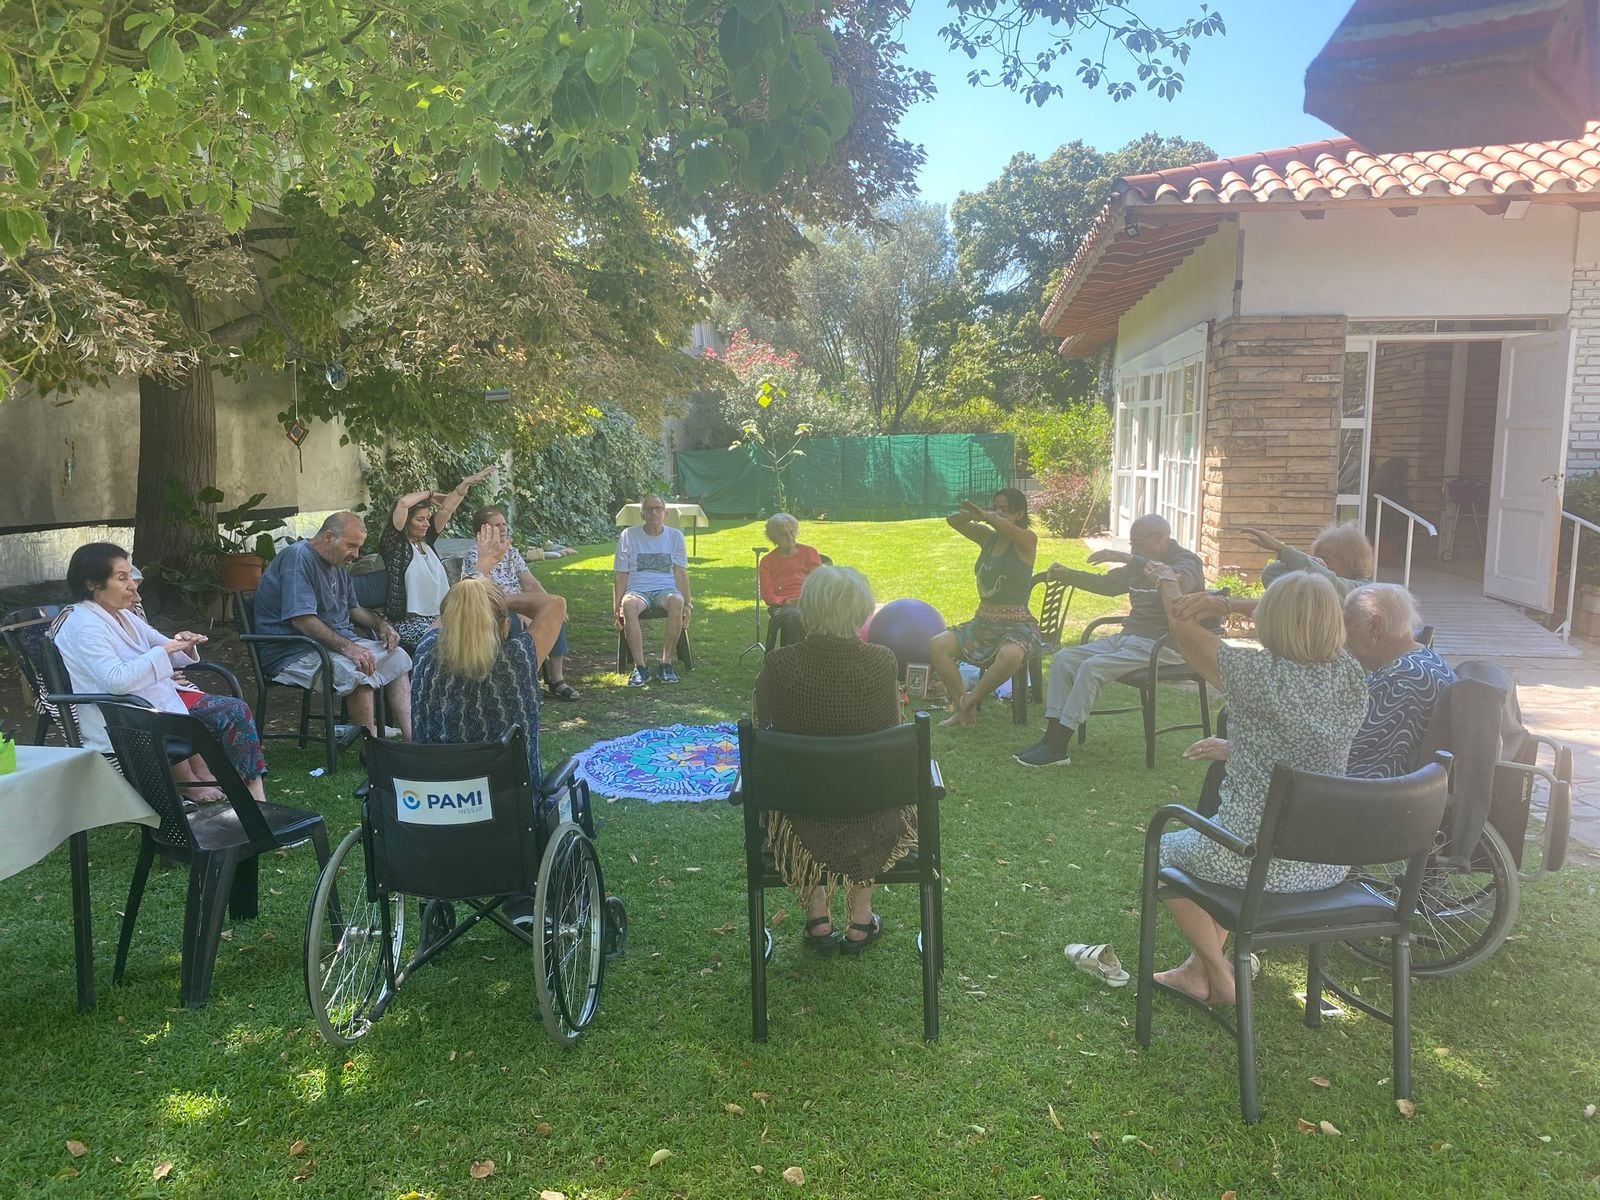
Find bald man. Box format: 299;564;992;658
251;511;412;740
1014;513;1209;767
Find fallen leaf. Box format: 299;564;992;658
540;1191;567;1200
1296;1118;1317;1134
782;1166;805;1185
1320;1120;1341;1137
288;1139;307;1157
751;1091;772;1102
293;1159;316;1182
1434;1046;1451;1056
724;1104;745;1116
1047;1104;1063;1131
751;1165;764;1176
448;1050;458;1062
259;931;276;942
711;921;736;935
1430;1141;1454;1152
1538;1134;1552;1144
66;1140;88;1158
55;1167;80;1180
648;1149;673;1168
1088;1131;1102;1145
1584;1104;1596;1119
1222;1192;1238;1200
1395;1099;1416;1118
470;1159;496;1179
153;1162;174;1180
536;1122;552;1136
1310;1076;1330;1089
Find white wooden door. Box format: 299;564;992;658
1484;330;1575;610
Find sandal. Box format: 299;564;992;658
838;914;884;957
1064;942;1130;988
803;916;839;952
545;679;581;702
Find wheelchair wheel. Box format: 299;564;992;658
305;827;405;1046
533;822;605;1046
419;900;457;956
603;895;629;962
1346;824;1520;978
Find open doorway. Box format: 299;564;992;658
1365;340;1500;581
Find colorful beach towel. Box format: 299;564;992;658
575;722;740;803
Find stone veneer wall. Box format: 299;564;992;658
1570;263;1600;479
1200;315;1347;575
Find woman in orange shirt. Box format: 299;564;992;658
758;513;823;648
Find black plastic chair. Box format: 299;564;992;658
233;589;365;774
2;605;66;744
614;607;693;675
731;712;946;1042
1135;754;1452;1123
1005;573;1070;725
1076;600;1219;769
99;703;330;1009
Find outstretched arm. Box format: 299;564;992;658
433;464;494;533
1151;565;1222;688
946;500;993;547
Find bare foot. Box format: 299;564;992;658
1154;956;1213;1004
181;784;226;804
939;693;977;727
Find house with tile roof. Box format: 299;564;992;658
1042;122;1600;613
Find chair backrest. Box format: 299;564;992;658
350;565;388;610
1255;756;1451;873
101;703;272;851
233;590;257;635
36;622;88;748
1418;625;1435;648
1;606;65;726
735;714;932;824
363;729;540;901
1028;573;1070;645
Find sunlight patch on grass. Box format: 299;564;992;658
158;1089;229;1124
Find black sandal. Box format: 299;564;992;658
803;915;839;952
545;679;581;702
838;914;884;957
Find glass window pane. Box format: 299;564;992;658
1342;351;1368;419
1336;503;1360;525
1338;427;1365;495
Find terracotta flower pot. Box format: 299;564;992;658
218;553;266;593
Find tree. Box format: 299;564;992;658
936;0;1227;108
1;1;929;571
934;133;1214;412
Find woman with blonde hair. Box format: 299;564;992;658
753;566;909;956
411;576;564;784
1141;567;1367;1006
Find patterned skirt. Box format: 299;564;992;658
179;692;268;781
951;604;1043;667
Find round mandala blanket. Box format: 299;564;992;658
575;722;740;803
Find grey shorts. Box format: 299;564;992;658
273;638;411;695
624;588;682;612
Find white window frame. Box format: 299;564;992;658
1111;326;1207;549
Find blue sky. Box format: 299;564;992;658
895;0;1351;210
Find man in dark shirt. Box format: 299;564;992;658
1014;513;1207;767
252;511;412;739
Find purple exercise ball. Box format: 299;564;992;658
866;598;948;677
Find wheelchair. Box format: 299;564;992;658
1345;733;1571;977
303;728;628;1046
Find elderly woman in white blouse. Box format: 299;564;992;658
380;466;494;652
53;543;269;803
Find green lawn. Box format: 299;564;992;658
2;518;1598;1198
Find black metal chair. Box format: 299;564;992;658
98;702;330;1009
305;731;625;1046
2;605;66;744
1135;753;1452;1124
731;713;946;1042
232;589;367;774
614;607;693;675
1076;597;1221;769
1005;573;1070;725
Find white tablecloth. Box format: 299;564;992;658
0;746;158;881
614;502;710;530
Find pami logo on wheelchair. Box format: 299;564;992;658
304;727;627;1047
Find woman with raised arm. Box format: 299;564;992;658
464;505;579;701
1145;566;1367;1007
380;465;494;652
928;488;1040;727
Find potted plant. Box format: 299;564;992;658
165;480;287;594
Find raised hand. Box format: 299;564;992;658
465;464;496;486
1168;592;1230;624
475;522;510;573
1237;525;1287;554
1086;548;1132;566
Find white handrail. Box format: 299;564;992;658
1559;509;1600;643
1371;494;1438;592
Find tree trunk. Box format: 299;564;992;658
133;283;217;580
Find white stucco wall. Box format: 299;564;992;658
0;368;365;587
1239;204;1579;319
1114;222;1238;366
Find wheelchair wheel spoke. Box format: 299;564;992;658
534;822;605;1045
305;827;404;1046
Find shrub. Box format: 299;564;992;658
1007;401;1112;480
1033;469;1108;538
1560;470;1600;585
679;330;872;450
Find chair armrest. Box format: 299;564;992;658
1080;614;1127;644
183;661;243;698
538;755;581;799
1143;803;1256;859
928;759;946;802
726;771;743;806
240;633;337;672
46;691;158;711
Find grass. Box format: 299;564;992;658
2;518;1598;1198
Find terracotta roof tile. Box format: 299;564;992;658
1042;122;1600;353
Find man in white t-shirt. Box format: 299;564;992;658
613;495;692;686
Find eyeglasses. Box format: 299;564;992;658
642;505;665;512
